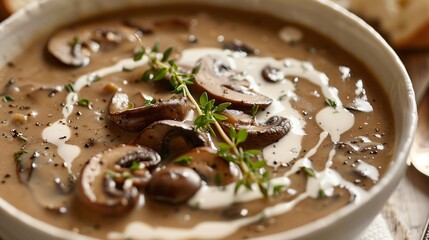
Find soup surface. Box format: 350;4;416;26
0;4;395;239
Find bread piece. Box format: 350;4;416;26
392;0;429;48
332;0;429;49
0;0;37;20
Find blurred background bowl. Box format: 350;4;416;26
0;0;417;239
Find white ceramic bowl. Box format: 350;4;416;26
0;0;417;239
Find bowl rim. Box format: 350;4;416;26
0;0;417;239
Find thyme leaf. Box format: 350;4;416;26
175;156;192;166
273;185;285;196
11;129;27;142
68;37;80;48
214;173;222;186
152;67;168;81
303;167;316;177
77;99;89;107
133;47;146;61
130;161;140;170
2;95;14;102
14;150;27;162
325;98;337;108
161;47;173;62
318;189;327;198
151;41;160;53
251;104;259;116
65;83;75;93
144;99;156;106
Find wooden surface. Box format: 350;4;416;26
382;51;429;240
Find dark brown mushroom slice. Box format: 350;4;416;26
47;27;127;67
145;166;201;204
77;145;161;215
220;109;291;149
223;39;258;55
193;55;272;111
174;147;241;186
134;120;208;159
109;92;191;132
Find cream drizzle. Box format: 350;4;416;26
350;79;373;112
40;46;375;239
179;49;354;166
111;129;364;240
41;120;80;173
108;193;307;240
355;160;379;183
105;48;369;239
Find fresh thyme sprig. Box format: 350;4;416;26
217;127;270;196
2;95;14;102
133;39;271;197
14;149;27;162
325;98;337;108
194;92;231;136
175;156;192;166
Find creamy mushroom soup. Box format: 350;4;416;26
0;4;394;240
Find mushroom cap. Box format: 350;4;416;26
47;28;92;67
193;55;272;111
76;145;161;216
145;166;201;204
174;147;242;186
109;92;191;132
134;120;208;159
221;109;291;149
47;26;129;67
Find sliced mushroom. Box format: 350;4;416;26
174;147;241;186
193;55;272;111
145;166;201;204
47;27;126;67
134;120;207;159
221;109;291;149
109;92;191;132
47;29;91;67
77;145;161;215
